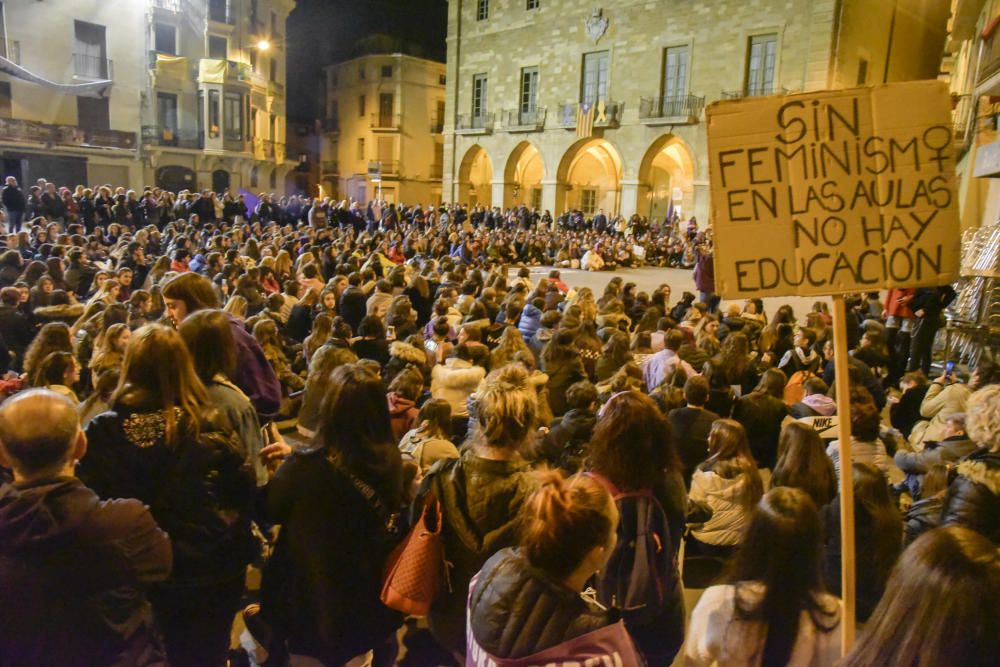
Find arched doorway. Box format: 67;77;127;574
503;141;544;209
556;138;622;216
637;135;696;222
212;168;230;194
156;165;196;193
456;144;493;207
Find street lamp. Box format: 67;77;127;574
256;39;271;52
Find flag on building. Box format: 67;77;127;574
576;102;595;138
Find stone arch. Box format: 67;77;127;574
502;141;545;209
636;134;697;222
556;137;623;216
456;144;493;207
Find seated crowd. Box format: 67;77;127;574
0;178;997;667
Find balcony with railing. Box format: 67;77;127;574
262;139;275;159
73;53;113;80
501;108;546;132
638;94;704;125
0;117;136;150
321;160;339;174
142;125;204;149
208;0;233;24
455;112;494;134
721;85;788;100
979;22;1000;93
370;113;401;131
377;160;400;176
0;39;20;64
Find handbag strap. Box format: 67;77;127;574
340;465;402;538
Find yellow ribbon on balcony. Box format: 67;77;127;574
154;54;188;85
198;58;227;84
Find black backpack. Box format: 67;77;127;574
588;473;677;625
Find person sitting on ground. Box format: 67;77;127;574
789;376;836;419
826;395;893;483
430;342;487;443
903;463;949;546
527;379;598;474
778;327;821;376
642;328;698;394
685;487;842;667
0;389;173;666
770;422;838;508
888;370;930;441
386;366;423;443
669;375;721;489
35;350;81;405
467;470;640;663
397;398;460;474
895;412;975;498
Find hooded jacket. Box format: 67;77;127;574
411;451;535;655
0;477;172;666
790;393;837;418
431;358;486;418
688;467;756;546
468;548;611;660
386;392;418;443
529;408;597;473
517;302;543;342
941;449;1000;544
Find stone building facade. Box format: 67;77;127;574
321;54;447;205
442;0;949;224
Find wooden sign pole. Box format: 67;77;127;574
832;295;856;652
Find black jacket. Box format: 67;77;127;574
904;494;943;546
80;408;257;584
941;448;1000;544
889;384;930;439
469;548;611;659
260;448;402;664
528;408;597;473
732;392;788;469
0;477;171;666
339;285;367;334
1;184;25;211
0;304;33;364
669;406;720;487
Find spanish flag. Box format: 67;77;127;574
576;102;595;138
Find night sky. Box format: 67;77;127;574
286;0;449;120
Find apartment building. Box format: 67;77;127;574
442;0;949;223
0;0;295;193
321;53;446;205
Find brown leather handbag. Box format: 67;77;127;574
380;494;449;616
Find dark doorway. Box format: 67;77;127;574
156;165;196;193
212;169;230;194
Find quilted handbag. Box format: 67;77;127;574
380;494;448;616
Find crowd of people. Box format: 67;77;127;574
0;176;997;667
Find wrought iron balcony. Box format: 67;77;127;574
555;101;622;129
455;113;494;134
0;118;136;150
638;94;704;125
321;160;339;174
141;125;204;149
370;113;401;131
369;160;399;176
73;53;113;80
502;108;546;132
721;85;788;100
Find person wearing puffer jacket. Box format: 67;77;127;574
909;371;972;449
688;419;764;558
467;470;630;662
430;343;486;436
941;384;1000;544
517;297;544;342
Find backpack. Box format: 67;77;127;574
588;472;676;625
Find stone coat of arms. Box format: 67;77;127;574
586;8;609;43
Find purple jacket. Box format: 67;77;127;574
228;314;282;419
694;252;715;294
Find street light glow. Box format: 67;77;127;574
256;39;271;52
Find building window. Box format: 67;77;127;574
73;20;109;79
224;92;242;140
381;65;393;78
250;107;258;138
439;73;446;86
359;64;365;80
663;45;688;101
857;57;869;85
208;90;221;137
250;165;259;188
157;93;178;140
269;169;277;189
208;35;227;59
531;187;542;210
581;51;609;105
250;48;258;72
357;137;365;160
581;189;597;215
358;94;366;117
477;0;489;21
472;73;487;117
746;33;778;96
0;82;12;119
527;0;540;9
77;97;110;131
154;22;177;55
271;11;278;35
269;58;277;81
436;99;445;127
520;67;538;114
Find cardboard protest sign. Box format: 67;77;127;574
706;80;960;299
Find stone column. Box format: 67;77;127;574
620;179;640;218
541;179;558;215
491;180;507;209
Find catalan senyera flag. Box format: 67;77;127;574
576;102;595;138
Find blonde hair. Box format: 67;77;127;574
476;363;537;449
223;294;248;319
967;384;1000;452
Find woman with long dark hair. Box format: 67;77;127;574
733;368;789;469
843;526;999;667
771;422;838;508
80;324;257;667
685;487;841;666
587;390;687;665
257;363;404;665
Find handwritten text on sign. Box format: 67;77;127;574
706;81;960;298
